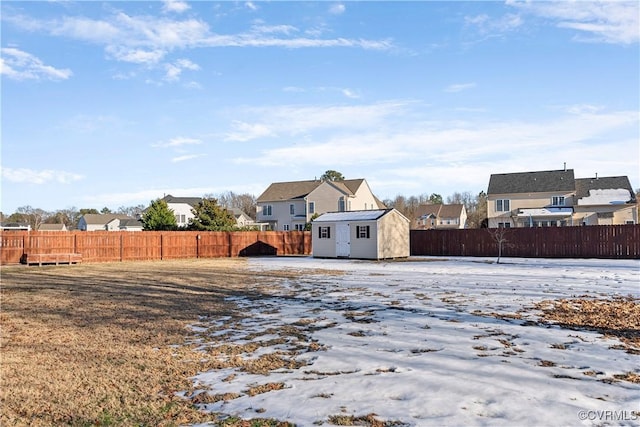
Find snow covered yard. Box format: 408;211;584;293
185;257;640;427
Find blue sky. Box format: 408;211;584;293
1;1;639;214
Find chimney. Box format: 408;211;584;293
595;173;598;180
563;162;566;171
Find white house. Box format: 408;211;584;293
161;195;202;228
78;214;135;231
256;178;386;231
312;209;410;260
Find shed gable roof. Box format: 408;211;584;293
488;169;575;195
314;209;401;222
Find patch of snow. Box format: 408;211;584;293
188;256;640;426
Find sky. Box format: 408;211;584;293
185;256;640;426
1;1;639;214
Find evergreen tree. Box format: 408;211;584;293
141;199;177;230
188;198;236;231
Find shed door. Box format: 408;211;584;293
336;223;350;257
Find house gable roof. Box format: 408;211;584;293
227;208;251;219
38;223;66;231
162;194;202;206
488;169;575;195
439;204;465;218
81;214;133;225
575;176;634;200
415;204;464;219
119;219;143;228
257;179;367;202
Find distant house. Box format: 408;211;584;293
574;176;637;226
0;222;31;231
38;223;68;231
118;218;144;231
161;195;202;228
78;214;137;231
312;209;409;260
413;204;467;229
256;178;386;231
159;195;260;229
487;168;637;227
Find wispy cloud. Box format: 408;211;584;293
329;4;346;15
0;47;72;81
507;0;639;44
171;154;206;163
464;12;523;38
2;168;84;184
4;8;395;70
163;58;200;81
162;0;190;14
223;101;412;142
152;136;203;148
231;104;638;196
444;82;476;93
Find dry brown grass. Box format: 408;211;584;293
0;259;298;427
535;296;640;351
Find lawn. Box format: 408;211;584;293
1;257;638;426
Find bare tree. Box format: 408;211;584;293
208;191;257;220
16;206;48;230
487;225;510;264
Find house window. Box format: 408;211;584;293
498;222;511;228
309;202;315;214
496;199;510;212
290;204;295;215
175;214;186;224
552;196;565;206
295;224;305;231
338;197;345;212
319;226;331;239
283;224;290;231
262;205;272;216
356;225;370;239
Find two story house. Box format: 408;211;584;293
159;195;259;229
487;168;636;228
413;204;467;229
78;214;138;231
256;178;386;231
161;195;202;228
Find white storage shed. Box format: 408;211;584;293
312;209;410;260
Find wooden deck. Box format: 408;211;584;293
24;253;82;266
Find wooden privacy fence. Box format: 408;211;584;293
411;225;640;259
0;231;312;265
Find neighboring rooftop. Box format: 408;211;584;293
575;176;635;200
488;169;575;194
314;209;393;222
257;179;365;202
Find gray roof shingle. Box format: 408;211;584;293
575;176;635;200
257;179;365;202
488;169;575;194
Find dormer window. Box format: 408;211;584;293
552;196;565;206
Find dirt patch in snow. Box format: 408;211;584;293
535;296;640;355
